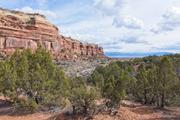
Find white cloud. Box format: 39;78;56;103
93;0;144;29
59;0;180;54
93;0;123;15
113;15;144;29
15;6;59;19
152;6;180;33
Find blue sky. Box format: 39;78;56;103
0;0;180;57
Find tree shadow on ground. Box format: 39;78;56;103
0;99;37;116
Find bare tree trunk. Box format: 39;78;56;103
156;93;160;107
72;106;76;115
144;89;147;104
83;106;87;114
160;91;165;108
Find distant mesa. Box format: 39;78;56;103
0;8;105;60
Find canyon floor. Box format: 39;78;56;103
0;97;179;120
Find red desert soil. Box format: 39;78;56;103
93;101;180;120
0;96;54;120
0;96;180;120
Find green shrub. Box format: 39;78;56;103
0;48;70;112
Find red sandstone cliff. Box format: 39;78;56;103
0;8;104;60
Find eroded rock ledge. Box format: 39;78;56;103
0;8;104;60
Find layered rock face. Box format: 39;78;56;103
0;8;104;60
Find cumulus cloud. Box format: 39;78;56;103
94;0;123;15
59;1;180;55
15;6;59;19
152;6;180;33
113;15;144;29
64;1;180;54
120;35;148;44
94;0;144;29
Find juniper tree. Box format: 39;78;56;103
136;64;150;104
0;48;70;111
69;77;98;115
91;70;104;93
157;56;176;108
0;61;17;101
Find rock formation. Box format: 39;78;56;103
0;8;104;60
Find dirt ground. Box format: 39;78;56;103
93;101;180;120
0;96;54;120
0;97;180;120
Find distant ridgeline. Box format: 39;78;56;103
0;8;105;60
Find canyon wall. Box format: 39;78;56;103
0;8;104;60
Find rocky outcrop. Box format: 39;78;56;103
0;8;104;60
